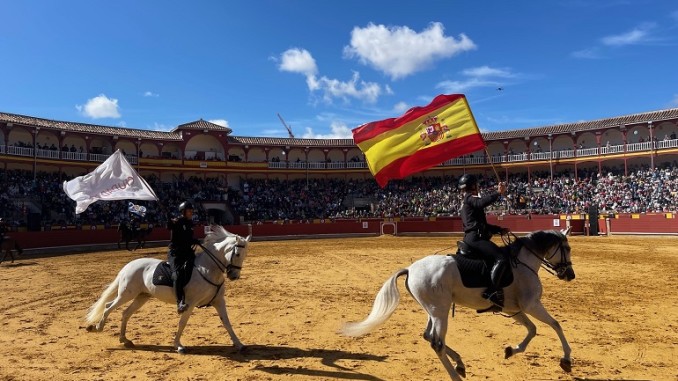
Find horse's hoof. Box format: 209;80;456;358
85;325;95;332
455;365;466;378
560;358;572;373
504;346;513;359
236;344;247;353
177;347;186;355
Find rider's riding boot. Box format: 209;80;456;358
174;279;187;314
483;259;508;309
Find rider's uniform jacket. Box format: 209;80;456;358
167;216;199;259
460;192;503;240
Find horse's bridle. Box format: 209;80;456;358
199;240;247;275
505;232;571;277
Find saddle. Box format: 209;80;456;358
450;241;514;289
152;260;195;287
152;262;174;287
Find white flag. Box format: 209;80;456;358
63;150;158;214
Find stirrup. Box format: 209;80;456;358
177;301;188;314
482;289;504;307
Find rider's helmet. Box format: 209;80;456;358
178;201;194;213
458;174;478;190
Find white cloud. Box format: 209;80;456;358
601;24;655;46
308;71;382;103
75;94;121;119
461;66;514;78
436;65;516;93
278;48;318;76
208;119;230;128
117;121;127;127
150;122;172;132
393;101;409;113
302;121;353;139
143;91;159;97
278;48;385;103
260;128;288;137
571;47;603;59
344;22;476;80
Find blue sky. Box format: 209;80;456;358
1;1;677;138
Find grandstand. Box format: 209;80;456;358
2;107;678;245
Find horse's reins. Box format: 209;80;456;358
198;242;245;274
194;241;246;307
504;232;571;278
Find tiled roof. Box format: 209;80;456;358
230;108;678;147
482;107;678;141
3;107;678;148
228;136;355;147
0;112;183;141
173;119;232;134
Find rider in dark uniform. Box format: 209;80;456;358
459;174;509;310
0;218;7;247
167;201;200;314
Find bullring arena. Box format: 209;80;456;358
3;107;678;381
1;235;676;381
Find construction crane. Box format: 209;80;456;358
277;113;295;139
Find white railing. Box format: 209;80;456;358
268;162;287;168
657;139;678;150
557;149;575;158
507;153;528;162
627;141;653;152
6;138;678;169
530;152;551;161
89;153;109;162
5;145;34;157
327;162;346;169
61;151;88;161
600;144;624;155
0;145;4;154
347;162;367;168
36;149;60;159
576;147;599;157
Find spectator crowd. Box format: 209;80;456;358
3;163;678;227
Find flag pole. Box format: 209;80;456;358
484;147;502;183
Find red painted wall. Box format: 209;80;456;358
7;214;676;250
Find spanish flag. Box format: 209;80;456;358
352;94;485;187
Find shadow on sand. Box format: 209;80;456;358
110;343;387;380
0;261;38;268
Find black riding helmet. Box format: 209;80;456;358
458;174;478;190
178;201;194;213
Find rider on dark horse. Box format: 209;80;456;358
130;214;141;232
459;174;509;311
167;201;200;314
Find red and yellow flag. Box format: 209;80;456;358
352;94;485;187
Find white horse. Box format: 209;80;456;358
85;225;251;354
341;229;575;381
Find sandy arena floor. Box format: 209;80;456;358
1;235;677;381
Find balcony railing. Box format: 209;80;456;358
3;138;678;170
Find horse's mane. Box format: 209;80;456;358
518;230;566;253
202;225;238;248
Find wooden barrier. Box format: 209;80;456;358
6;213;677;250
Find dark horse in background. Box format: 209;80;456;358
117;224;153;251
0;237;23;265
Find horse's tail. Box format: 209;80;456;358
340;268;408;337
84;272;121;325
